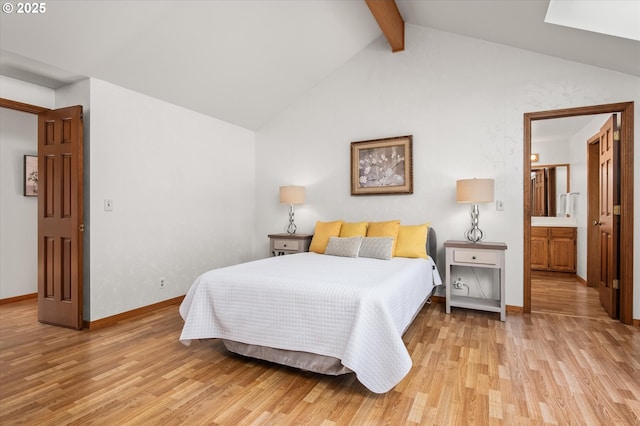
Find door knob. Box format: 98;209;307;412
593;220;602;226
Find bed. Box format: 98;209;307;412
179;227;441;393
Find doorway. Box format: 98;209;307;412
523;102;634;325
0;98;85;329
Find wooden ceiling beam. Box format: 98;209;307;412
365;0;405;52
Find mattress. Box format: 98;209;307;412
179;252;441;393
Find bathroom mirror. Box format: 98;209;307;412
530;163;570;217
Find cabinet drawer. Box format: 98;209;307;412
550;227;576;239
273;239;299;251
531;227;548;238
453;249;497;265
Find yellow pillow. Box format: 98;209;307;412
309;220;343;254
395;223;430;259
366;220;401;255
339;221;369;237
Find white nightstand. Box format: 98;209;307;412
444;240;507;321
268;233;312;256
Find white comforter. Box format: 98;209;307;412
179;252;442;393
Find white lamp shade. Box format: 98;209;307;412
279;186;305;205
456;179;494;203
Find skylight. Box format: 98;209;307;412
545;0;640;42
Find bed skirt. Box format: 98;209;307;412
222;340;353;375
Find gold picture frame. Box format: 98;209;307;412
351;135;413;196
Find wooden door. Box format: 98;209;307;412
547;167;557;216
597;115;619;319
533;169;547;216
38;106;84;329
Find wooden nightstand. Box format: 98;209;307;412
268;233;312;256
444;240;507;321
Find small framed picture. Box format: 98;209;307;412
24;155;38;197
351;135;413;196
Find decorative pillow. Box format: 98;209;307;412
324;236;363;258
358;237;394;260
395;223;430;259
309;220;343;254
339;221;369;237
366;220;401;255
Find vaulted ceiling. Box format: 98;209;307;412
1;0;638;130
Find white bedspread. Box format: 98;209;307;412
179;252;442;393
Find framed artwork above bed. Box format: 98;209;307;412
351;135;413;196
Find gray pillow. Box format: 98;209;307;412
324;236;363;258
359;237;394;260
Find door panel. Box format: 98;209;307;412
597;115;619;319
586;138;600;288
38;106;84;330
549;236;576;272
530;227;549;270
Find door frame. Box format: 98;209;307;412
523;102;634;325
0;98;49;114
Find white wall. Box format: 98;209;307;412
0;76;257;322
0;77;55;299
254;24;640;314
88;79;255;321
0;75;55;108
532;137;571;165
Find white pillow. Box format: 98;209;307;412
359;237;394;260
324;236;363;258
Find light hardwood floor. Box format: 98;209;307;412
1;279;638;425
531;271;612;320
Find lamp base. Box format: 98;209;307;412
286;205;297;235
464;204;484;242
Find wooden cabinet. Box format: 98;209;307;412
531;227;549;270
268;233;312;256
530;226;576;272
444;240;507;321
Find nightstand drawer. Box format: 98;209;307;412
273;239;299;251
453;249;497;265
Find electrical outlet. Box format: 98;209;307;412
454;276;464;289
159;278;166;289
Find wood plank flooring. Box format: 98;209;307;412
1;280;638;425
531;271;611;320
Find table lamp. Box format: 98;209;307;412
456;178;494;242
279;185;305;234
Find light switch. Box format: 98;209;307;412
496;200;504;211
104;199;113;212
